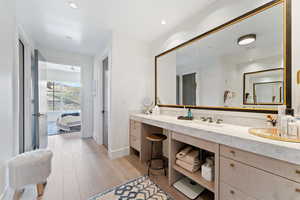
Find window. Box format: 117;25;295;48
47;81;81;111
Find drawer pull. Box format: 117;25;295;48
230;150;236;155
296;188;300;193
296;170;300;174
230;190;235;195
230;163;235;167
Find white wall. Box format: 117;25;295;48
0;0;16;197
45;68;81;83
37;47;94;138
108;31;152;158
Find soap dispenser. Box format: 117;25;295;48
187;108;193;118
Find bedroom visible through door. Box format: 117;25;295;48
41;62;82;136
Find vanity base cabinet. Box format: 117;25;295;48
169;132;219;200
129;120;141;151
220;145;300;200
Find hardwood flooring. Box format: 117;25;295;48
21;133;213;200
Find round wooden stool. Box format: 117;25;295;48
146;133;167;176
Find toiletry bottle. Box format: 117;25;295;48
201;157;214;182
287;116;296;138
153;105;160;116
277;105;286;136
187;108;192;118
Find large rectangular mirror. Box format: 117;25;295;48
155;0;291;113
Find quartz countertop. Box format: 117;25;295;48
130;114;300;165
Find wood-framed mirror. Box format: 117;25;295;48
155;0;291;114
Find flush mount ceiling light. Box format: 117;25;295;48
161;20;166;25
68;1;78;9
237;34;256;46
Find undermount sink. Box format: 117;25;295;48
249;128;300;143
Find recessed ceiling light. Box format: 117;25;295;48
68;1;78;9
161;20;166;25
238;34;256;46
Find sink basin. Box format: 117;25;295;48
249;128;300;143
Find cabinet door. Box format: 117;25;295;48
130;135;140;151
130;120;141;139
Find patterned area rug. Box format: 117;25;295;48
89;176;173;200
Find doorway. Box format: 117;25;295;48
102;57;109;148
42;62;82;136
182;73;196;105
18;40;25;153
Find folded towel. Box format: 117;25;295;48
176;159;200;173
176;149;200;165
176;146;193;159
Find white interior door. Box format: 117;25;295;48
102;57;109;148
32;50;48;149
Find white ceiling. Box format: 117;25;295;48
17;0;217;56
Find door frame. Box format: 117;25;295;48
14;28;36;154
93;48;111;151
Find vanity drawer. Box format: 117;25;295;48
220;145;300;183
220;182;256;200
130;120;141;138
220;156;300;200
130;135;140;151
172;132;218;153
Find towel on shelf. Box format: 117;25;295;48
176;149;201;165
176;146;193;159
176;159;201;173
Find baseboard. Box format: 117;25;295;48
108;147;130;159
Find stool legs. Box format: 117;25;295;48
148;141;154;176
37;182;47;197
147;141;166;176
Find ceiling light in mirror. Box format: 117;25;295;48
68;1;78;9
161;20;166;25
238;34;256;46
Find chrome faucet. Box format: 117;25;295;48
201;117;213;123
216;119;223;124
207;117;213;123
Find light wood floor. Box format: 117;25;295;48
22;133;213;200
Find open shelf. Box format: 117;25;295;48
173;164;215;193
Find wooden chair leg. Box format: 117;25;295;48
36;183;46;197
13;189;24;200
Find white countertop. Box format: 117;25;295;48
130;114;300;165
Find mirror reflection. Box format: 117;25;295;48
244;68;284;105
156;3;284;109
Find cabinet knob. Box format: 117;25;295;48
230;150;235;155
296;188;300;193
296;170;300;174
230;163;235;167
230;190;235;195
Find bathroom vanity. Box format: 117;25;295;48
129;114;300;200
